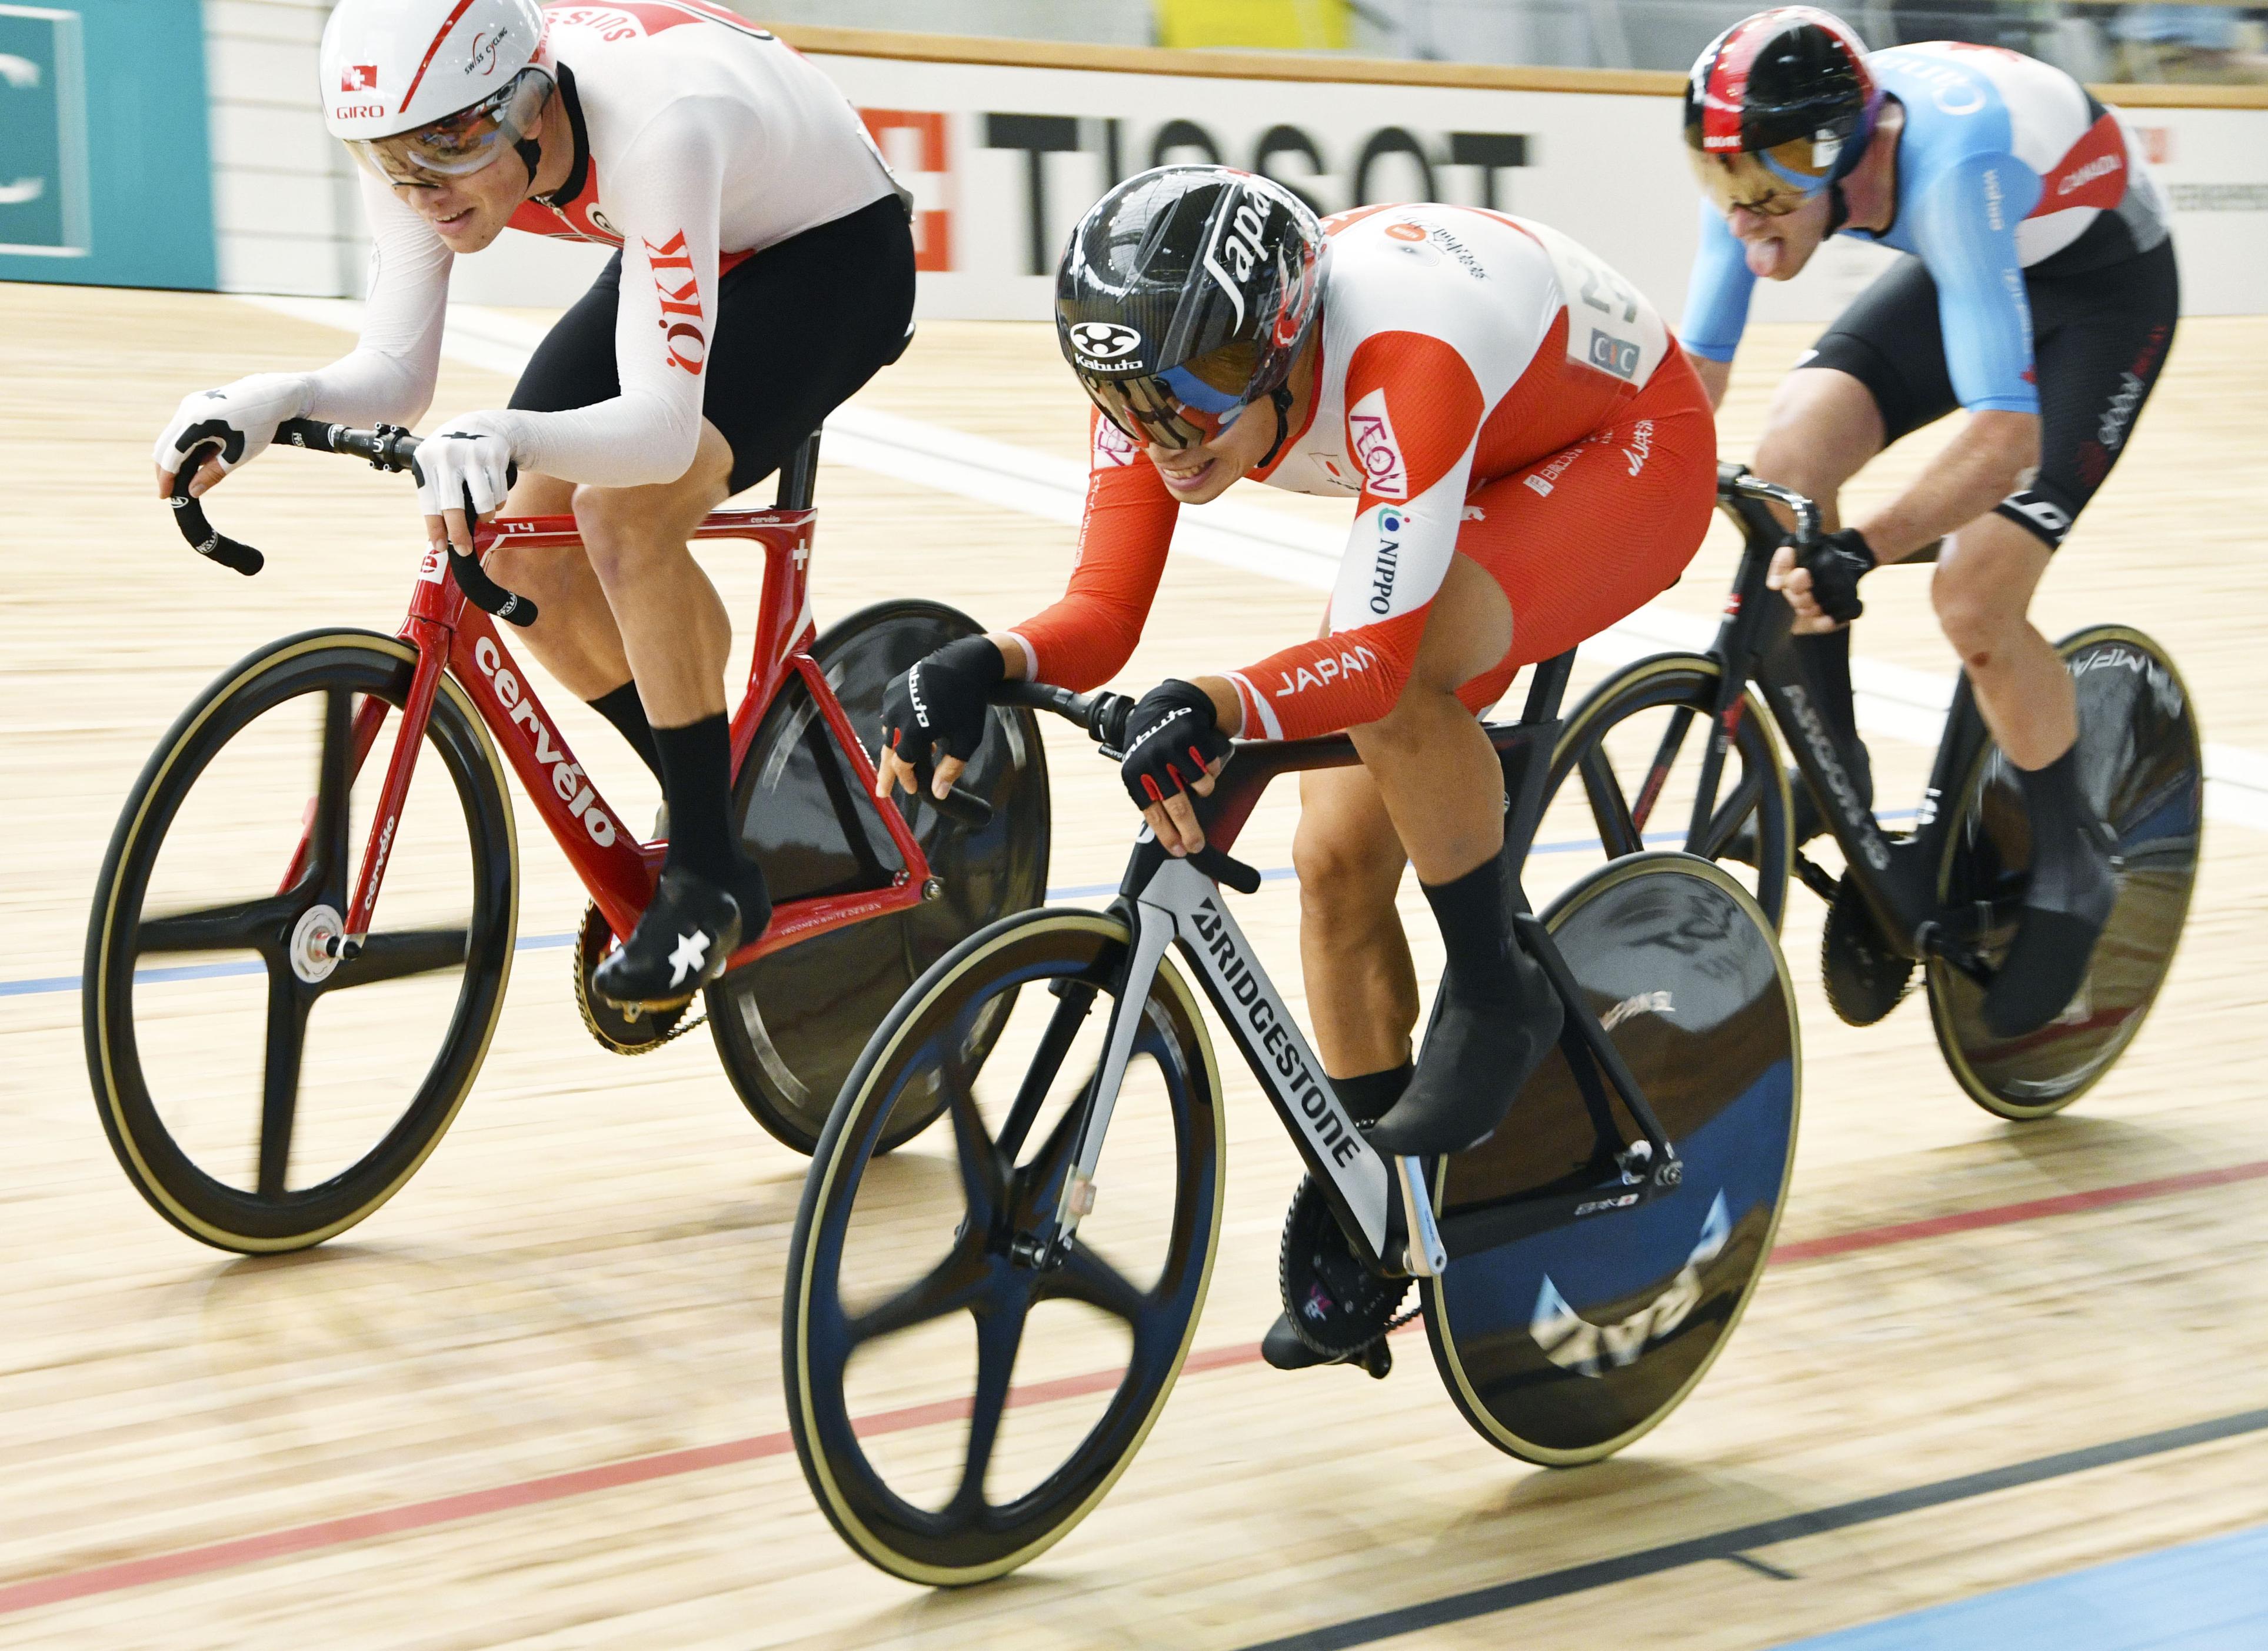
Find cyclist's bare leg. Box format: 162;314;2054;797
1294;767;1416;1080
1749;365;1886;524
1931;515;2073;767
483;472;635;701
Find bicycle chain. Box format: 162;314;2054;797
571;901;708;1055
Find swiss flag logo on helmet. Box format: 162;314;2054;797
341;64;378;92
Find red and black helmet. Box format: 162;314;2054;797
1684;8;1878;215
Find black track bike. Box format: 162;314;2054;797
1534;464;2201;1120
782;656;1801;1585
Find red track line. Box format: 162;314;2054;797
4;1156;2262;1618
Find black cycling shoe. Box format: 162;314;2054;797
652;805;773;940
1368;968;1564;1157
1982;814;2119;1039
592;867;742;1013
1262;1314;1333;1371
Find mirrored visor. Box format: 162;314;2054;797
1687;135;1834;221
348;66;552;187
1078;342;1260;451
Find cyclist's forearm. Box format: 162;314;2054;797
1857;409;2040;560
1687;351;1731;412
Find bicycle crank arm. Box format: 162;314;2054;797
1396;1156;1447;1278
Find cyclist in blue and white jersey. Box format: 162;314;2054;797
1680;6;2176;1037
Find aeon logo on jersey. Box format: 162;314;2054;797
473;637;620;847
644;231;707;374
1346;388;1407;500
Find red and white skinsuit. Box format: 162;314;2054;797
1005;204;1720;738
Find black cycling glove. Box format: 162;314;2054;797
1798;527;1877;624
1120;680;1232;810
882;635;1004;774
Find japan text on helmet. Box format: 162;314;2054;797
1684;8;1879;219
321;0;554;187
1057;167;1327;451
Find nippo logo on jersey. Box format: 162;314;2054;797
1346;388;1407;500
644;231;707;374
340;64;378;92
1069;321;1144;369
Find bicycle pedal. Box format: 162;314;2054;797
1356;1338;1392;1380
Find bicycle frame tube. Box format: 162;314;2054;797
320;505;938;964
1710;481;1974;953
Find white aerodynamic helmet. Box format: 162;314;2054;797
321;0;553;185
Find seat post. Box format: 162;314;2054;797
775;432;821;511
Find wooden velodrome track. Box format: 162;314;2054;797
2;278;2264;1648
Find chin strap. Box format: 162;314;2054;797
514;135;544;193
1254;384;1297;471
1826;182;1852;233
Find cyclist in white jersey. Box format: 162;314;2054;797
1680;8;2176;1036
152;0;915;1007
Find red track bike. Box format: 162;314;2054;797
86;420;1049;1252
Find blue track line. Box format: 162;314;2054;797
19;813;1913;1003
1770;1522;2268;1650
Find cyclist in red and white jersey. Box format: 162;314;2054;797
877;169;1716;1353
152;0;914;1006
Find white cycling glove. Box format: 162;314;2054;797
152;372;312;485
412;412;518;519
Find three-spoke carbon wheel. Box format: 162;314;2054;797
785;909;1223;1585
1537;653;1794;930
85;630;517;1251
1426;854;1800;1463
1929;625;2203;1120
709;600;1051;1153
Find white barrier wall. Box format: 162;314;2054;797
204;14;2266;323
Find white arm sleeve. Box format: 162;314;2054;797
299;170;451;428
483;103;734;488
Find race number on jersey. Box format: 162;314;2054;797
1524;219;1669;388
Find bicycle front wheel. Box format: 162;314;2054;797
1425;853;1799;1464
84;630;517;1252
785;908;1223;1586
1536;653;1793;929
1927;625;2204;1120
710;599;1051;1153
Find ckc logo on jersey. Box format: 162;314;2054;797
1346;389;1407;500
1068;321;1144;368
474;636;620;846
340;64;378;92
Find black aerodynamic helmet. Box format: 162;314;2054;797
1684;8;1879;218
1056;165;1327;451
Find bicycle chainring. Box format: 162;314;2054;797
1821;873;1915;1027
574;901;695;1054
1278;1173;1411;1362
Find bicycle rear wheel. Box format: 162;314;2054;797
84;630;517;1251
1425;853;1799;1463
1535;653;1793;930
708;599;1051;1153
1927;625;2203;1120
785;908;1223;1585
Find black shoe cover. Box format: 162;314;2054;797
1263;1313;1333;1371
1368;967;1564;1156
1982;817;2118;1039
592;866;742;1012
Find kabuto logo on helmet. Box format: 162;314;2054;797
1069;321;1145;368
1201;186;1274;329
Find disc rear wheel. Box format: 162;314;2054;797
1927;626;2203;1120
708;600;1050;1154
1425;853;1799;1463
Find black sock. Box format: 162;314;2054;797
1420;850;1526;1002
2013;742;2111;916
1327;1061;1413;1127
588;681;663;781
654;713;738;888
